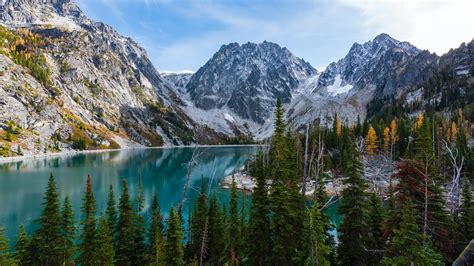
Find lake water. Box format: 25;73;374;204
0;146;340;241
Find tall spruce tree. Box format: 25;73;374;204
458;178;474;247
34;173;63;265
106;184;117;242
337;138;369;265
366;193;386;265
188;177;208;262
148;192;165;264
165;208;185;266
0;225;12;265
303;200;331;266
96;215;115;265
14;225;30;265
116;179;136;264
248;151;271;265
78;175;97;266
228;177;240;265
61;196;76;265
207;194;225;265
132;175;146;264
382;201;442;265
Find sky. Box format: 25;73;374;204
75;0;474;73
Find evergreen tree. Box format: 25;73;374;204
14;225;30;265
148;192;165;264
78;175;97;266
188;177;208;262
458;178;474;245
382;201;442;265
207;195;224;265
366;193;385;265
165;208;185;266
228;177;240;265
34;173;63;265
61;196;76;265
132;175;146;264
106;184;117;241
95;215;115;265
337;139;369;265
303;201;331;266
0;226;12;265
116;179;136;265
248;151;271;265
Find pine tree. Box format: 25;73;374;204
165;208;185;266
133;175;146;264
78;175;97;266
365;125;379;155
188;176;208;262
207;195;224;265
14;225;30;265
228;177;240;265
96;215;115;265
337;138;369;265
34;173;63;265
116;179;136;265
0;226;12;265
382;201;442;265
106;184;117;241
366;193;385;265
248;151;271;265
148;192;165;264
304;200;331;266
458;178;474;245
61;196;76;265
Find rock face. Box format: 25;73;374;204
186;41;317;124
0;0;227;156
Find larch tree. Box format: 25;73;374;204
383;127;390;154
365;125;379;155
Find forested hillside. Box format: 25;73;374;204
0;100;472;265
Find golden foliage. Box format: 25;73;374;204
365;125;378;155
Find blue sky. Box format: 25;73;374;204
75;0;473;73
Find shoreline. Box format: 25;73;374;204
0;144;263;164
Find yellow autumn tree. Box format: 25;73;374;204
389;119;398;158
415;113;424;129
449;121;458;143
365;125;378;155
335;115;342;137
383;127;390;153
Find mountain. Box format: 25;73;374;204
0;0;231;156
186;41;317;124
286;33;444;130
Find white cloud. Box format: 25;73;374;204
338;0;474;55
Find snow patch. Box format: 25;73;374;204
326;75;353;96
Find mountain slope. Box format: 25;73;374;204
186;41;317;124
0;0;229;156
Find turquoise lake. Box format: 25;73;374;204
0;146;340;240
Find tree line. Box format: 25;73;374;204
0;98;473;265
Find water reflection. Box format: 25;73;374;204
0;147;257;239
